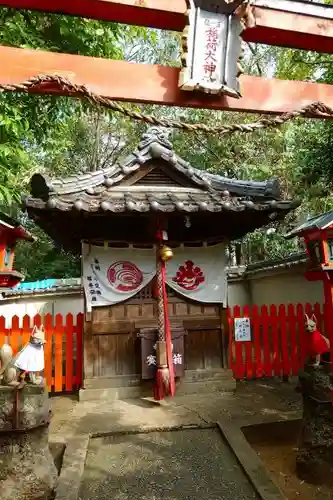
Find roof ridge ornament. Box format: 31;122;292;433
139;127;173;152
179;0;247;96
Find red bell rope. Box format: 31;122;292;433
161;260;175;396
154;254;166;401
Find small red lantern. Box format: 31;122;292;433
286;211;333;280
0;212;34;289
286;210;333;360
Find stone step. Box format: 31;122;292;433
84;370;233;389
79;372;235;402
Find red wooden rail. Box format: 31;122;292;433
227;302;331;380
0;303;331;392
0;313;83;393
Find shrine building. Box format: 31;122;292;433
23;128;297;399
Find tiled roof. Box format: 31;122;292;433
24;128;296;216
244;252;307;275
1;278;82;297
285;210;333;238
25;185;294;214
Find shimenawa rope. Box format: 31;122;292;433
1;74;332;134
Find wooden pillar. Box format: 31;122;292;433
82;314;94;386
220;306;229;369
81;242;94;386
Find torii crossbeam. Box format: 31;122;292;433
1;0;333;116
2;0;333;52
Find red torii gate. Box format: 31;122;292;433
0;0;333;115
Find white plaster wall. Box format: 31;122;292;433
248;271;324;307
227;280;251;308
0;294;84;326
52;296;84;317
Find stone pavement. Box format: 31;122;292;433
80;428;260;500
50;379;302;443
51;380;300;500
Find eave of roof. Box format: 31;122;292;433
25;188;297;215
285;210;333;239
0;212;35;242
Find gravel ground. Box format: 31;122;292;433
79;428;260;500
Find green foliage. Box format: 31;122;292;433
0;7;155;202
0;8;153;278
1;6;333;277
15;223;81;281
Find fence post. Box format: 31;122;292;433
296;304;306;370
252;305;262;378
76;313;84;388
270;305;281;376
65;313;74;392
54;314;63;393
279;304;290;380
44;313;53;393
233;305;245;379
11;315;20;354
0;316;5;347
261;305;272;377
22;315;31;349
287;304;299;376
243;305;253;379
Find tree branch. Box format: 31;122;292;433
246;42;263;77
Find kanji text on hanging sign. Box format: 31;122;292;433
179;0;244;96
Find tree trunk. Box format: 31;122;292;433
297;362;333;486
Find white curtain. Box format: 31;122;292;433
166;243;227;305
82;244;156;311
82;242;227;309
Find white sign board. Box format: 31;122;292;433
234;317;251;342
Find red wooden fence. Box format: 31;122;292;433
0;313;83;393
0;303;331;392
228;303;330;379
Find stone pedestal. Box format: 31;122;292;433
296;362;333;486
0;385;57;500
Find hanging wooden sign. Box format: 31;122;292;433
179;0;245;96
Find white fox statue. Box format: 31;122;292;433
0;325;46;386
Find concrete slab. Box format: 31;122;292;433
80;428;261;500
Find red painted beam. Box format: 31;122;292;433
242;5;333;53
2;45;333;116
0;0;187;31
1;0;333;53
